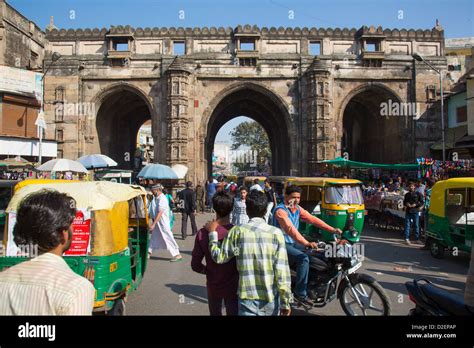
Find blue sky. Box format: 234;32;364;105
10;0;473;37
9;0;473;142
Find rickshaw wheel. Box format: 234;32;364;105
108;299;126;316
428;238;445;259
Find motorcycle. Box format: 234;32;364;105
405;278;474;316
290;239;391;316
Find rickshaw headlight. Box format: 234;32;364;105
351;230;358;237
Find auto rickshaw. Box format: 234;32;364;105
425;178;474;259
0;180;149;315
284;177;365;244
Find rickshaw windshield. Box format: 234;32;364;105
325;185;363;204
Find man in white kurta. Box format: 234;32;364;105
148;184;182;262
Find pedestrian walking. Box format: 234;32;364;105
206;190;292;316
250;179;264;192
231;186;249;226
206;178;217;212
263;179;277;223
162;188;175;229
403;181;424;245
148;184;182;262
191;191;239;316
178;181;198;240
0;190;95;315
196;181;205;213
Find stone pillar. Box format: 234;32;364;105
303;60;332;175
165;59;191;167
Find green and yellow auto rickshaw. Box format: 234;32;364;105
0;180;149;315
425;178;474;259
284;177;365;244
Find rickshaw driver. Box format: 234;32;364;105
273;185;343;307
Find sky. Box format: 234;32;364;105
9;0;473;142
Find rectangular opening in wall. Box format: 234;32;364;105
56;129;64;142
113;42;129;51
456;105;467;123
173;41;186;55
240;39;255;51
365;41;379;52
310;41;321;56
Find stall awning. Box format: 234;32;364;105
318;157;419;170
455;134;474;149
430;125;467;150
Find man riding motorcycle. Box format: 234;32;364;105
273;185;342;306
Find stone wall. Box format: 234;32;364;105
0;0;46;69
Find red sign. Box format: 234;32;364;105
194;99;199;108
64;210;91;256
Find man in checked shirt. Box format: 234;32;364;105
206;190;292;316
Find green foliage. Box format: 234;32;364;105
230;121;271;173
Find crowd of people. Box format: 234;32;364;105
360;175;437;245
0;171;473;317
135;175;343;315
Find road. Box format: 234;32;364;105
126;212;470;316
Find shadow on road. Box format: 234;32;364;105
165;283;209;304
369;268;466;295
361;226;470;275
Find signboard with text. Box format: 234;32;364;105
63;210;92;256
0;66;43;98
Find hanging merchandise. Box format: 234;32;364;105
417;158;473;178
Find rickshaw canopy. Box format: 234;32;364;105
7;181;146;213
286;177;362;187
429;178;474;218
14;179;81;193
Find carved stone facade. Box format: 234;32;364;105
41;23;448;183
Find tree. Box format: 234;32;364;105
230;121;271;174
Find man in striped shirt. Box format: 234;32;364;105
206;190;292;316
0;190;95;315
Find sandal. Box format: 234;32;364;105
169;255;183;262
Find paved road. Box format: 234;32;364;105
126;212;470;316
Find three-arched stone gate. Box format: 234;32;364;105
43;24;447;183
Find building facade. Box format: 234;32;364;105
40;21;451;183
0;0;57;160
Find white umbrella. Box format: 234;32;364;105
77;154;118;169
171;164;188;179
37;159;88;173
